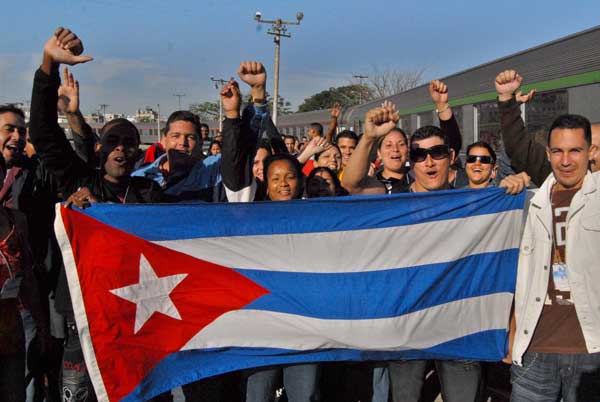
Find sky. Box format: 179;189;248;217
1;0;600;116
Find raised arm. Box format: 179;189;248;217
29;27;94;191
429;80;462;155
495;70;551;186
221;62;268;202
324;103;341;143
341;101;400;195
58;66;97;166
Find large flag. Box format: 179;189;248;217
56;187;525;402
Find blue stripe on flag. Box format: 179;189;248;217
237;249;518;319
122;329;507;402
76;187;525;241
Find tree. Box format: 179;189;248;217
297;84;373;113
368;66;425;98
243;92;293;115
189;101;219;122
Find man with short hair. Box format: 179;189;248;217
335;129;358;173
508;113;600;402
283;135;296;155
200;123;210;141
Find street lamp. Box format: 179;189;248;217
254;11;304;126
173;93;186;110
210;76;228;132
353;74;368;104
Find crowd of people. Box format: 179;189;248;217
1;26;600;402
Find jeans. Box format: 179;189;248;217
372;366;389;402
245;364;319;402
388;359;481;402
510;352;600;402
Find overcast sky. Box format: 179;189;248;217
2;0;600;116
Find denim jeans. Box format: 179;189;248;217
388;359;481;402
372;366;390;402
510;352;600;402
245;364;319;402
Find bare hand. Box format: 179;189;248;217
220;79;241;119
330;103;341;119
237;61;266;88
364;101;400;140
495;70;522;102
499;172;530;194
516;89;536;104
65;187;98;209
57;67;80;114
305;137;331;155
43;27;93;66
429;80;448;106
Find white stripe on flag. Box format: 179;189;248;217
157;210;522;273
182;293;512;351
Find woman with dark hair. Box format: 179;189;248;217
305;166;347;198
209;140;222;156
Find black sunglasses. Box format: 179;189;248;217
466;155;495;164
409;144;450;163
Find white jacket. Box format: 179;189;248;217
513;170;600;365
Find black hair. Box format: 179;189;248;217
199;123;209;131
548;114;592;145
99;118;141;144
306;166;346;198
0;104;26;120
165;111;201;136
284;134;296;141
263;153;304;199
467;141;497;163
209;140;222;154
309;123;323;136
378;128;408;150
410;125;448;145
335;130;359;144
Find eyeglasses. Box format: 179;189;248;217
466;155;495;164
409;144;450;163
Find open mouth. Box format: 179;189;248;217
5;145;20;153
113;156;127;166
426;170;438;178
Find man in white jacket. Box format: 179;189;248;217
510;113;600;402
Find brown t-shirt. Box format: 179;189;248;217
528;187;588;354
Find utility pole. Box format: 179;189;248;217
353;74;369;104
173;93;186;110
210;76;228;132
156;104;161;142
254;11;304;126
98;104;110;123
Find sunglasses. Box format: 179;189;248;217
466;155;495;164
409;144;450;163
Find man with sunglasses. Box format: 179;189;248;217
465;141;498;188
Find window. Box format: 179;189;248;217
476;101;501;148
525;90;568;143
418;111;434;127
400;116;412;136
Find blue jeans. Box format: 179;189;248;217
372;366;389;402
245;364;319;402
510;352;600;402
388;359;481;402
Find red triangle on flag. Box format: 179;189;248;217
61;207;269;401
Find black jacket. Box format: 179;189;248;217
29;68;162;204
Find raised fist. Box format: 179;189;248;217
495;70;522;101
364;101;400;140
429;80;448;106
237;61;266;88
330;103;341;119
44;27;93;66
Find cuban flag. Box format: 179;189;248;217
56;187;525;402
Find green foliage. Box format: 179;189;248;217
189;101;220;122
297;85;373;113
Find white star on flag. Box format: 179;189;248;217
110;254;188;334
